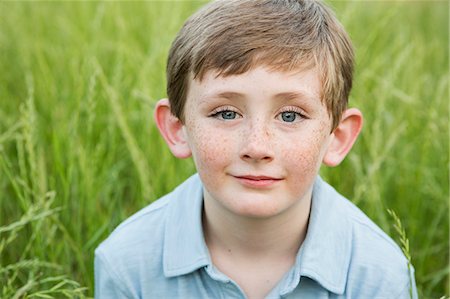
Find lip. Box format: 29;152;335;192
233;175;283;188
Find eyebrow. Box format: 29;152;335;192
198;90;317;105
273;91;316;102
197;91;244;105
207;91;244;100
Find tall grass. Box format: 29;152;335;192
0;1;448;298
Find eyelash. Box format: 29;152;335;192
276;107;308;123
209;106;241;120
209;106;308;122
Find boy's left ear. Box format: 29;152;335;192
323;108;363;167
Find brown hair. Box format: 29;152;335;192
166;0;354;130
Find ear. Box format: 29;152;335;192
154;98;192;159
323;108;363;167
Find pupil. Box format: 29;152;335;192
282;112;296;122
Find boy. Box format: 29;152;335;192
95;0;418;298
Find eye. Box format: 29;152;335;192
277;107;307;123
280;111;297;122
220;110;237;120
210;108;241;121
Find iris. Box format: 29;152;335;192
281;111;296;122
221;111;237;120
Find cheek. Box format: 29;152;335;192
280;126;330;174
186;122;233;172
281;145;317;174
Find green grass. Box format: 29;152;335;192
0;1;448;298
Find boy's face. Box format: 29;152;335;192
182;66;334;219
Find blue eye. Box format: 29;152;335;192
210;107;241;121
219;110;237;120
281;111;297;122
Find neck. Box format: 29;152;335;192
202;190;312;260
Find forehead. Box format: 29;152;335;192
186;66;323;105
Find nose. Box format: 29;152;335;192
239;121;274;163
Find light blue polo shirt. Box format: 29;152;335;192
95;174;417;298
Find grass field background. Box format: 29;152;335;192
0;1;448;298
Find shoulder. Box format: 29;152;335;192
95;192;171;292
333;190;414;298
94;175;201;297
96;174;201;259
97;194;169;252
98;192;171;254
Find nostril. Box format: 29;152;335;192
240;148;274;162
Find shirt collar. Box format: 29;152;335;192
280;176;352;295
163;174;210;277
163;174;352;295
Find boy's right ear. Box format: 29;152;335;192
154;99;192;159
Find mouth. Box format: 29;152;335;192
233;175;283;188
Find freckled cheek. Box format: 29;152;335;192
189;128;234;172
284;148;317;174
280;133;327;175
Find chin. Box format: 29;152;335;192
226;198;287;219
